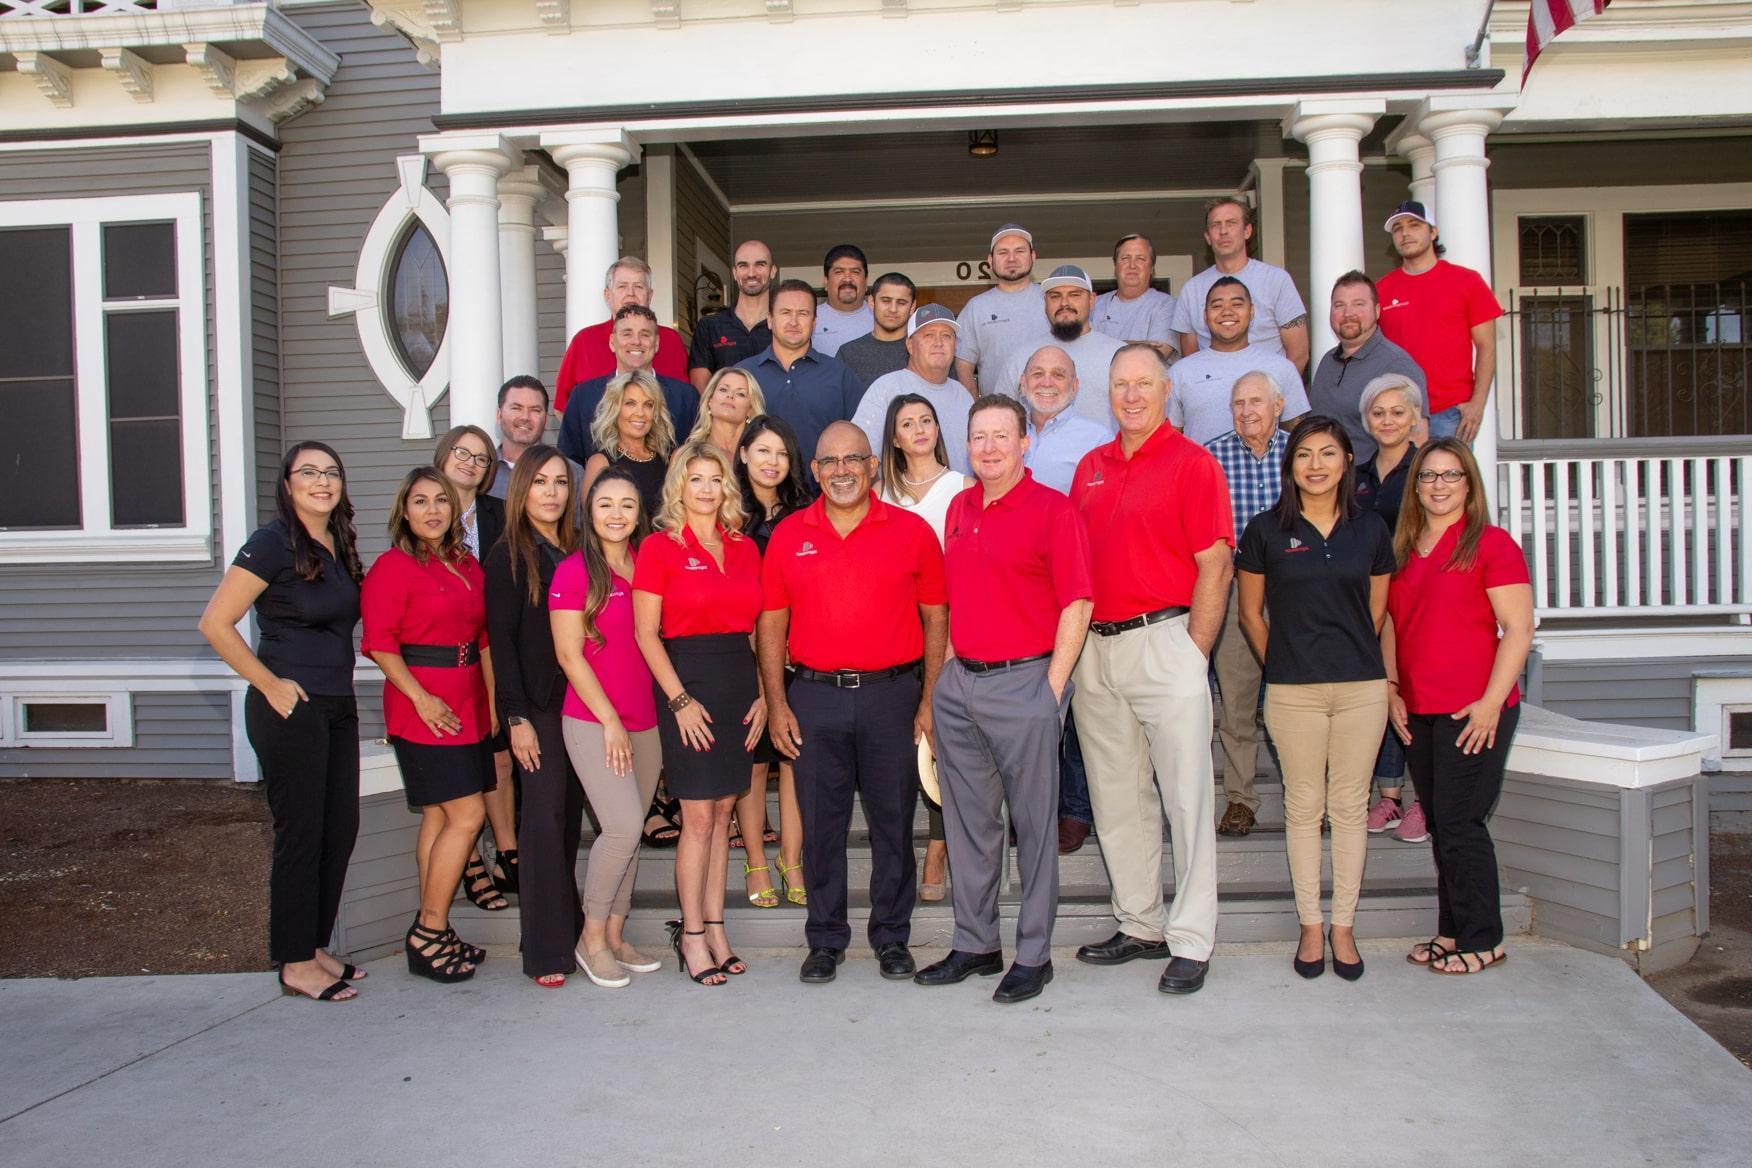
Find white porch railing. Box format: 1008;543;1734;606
1498;437;1752;618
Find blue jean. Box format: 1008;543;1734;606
1374;725;1406;786
1057;711;1092;825
1426;405;1463;439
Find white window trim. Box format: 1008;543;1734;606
1694;673;1752;774
0;191;211;563
0;691;134;749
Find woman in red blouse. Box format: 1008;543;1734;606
361;467;497;984
1382;438;1534;976
633;441;766;986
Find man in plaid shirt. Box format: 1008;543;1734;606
1203;371;1287;837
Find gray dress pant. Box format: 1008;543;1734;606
932;657;1068;967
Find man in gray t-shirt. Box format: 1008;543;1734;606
954;222;1045;396
1167;277;1309;444
991;265;1126;432
852;304;973;474
1093;232;1177;355
812;243;874;357
1169;197;1310;373
836;271;915;389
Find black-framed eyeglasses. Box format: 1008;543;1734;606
291;467;344;483
815;454;872;472
449;449;493;469
1415;469;1467;484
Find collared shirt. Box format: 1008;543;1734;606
761;495;947;671
811;302;874;357
1166;345;1308;445
851;368;974;475
1204;429;1285;535
1093;287;1177;345
687;308;773;375
554;320;688;413
837;333;910;390
991;329;1127;430
1024;409;1112;495
1354;442;1417;535
1236;510;1395;685
631;524;763;638
1388;524;1529;715
1308;329;1427;463
943;472;1092;661
555;371;700;465
1168;258;1307;356
233;519;360;697
735;346;866;476
1070;423;1234;622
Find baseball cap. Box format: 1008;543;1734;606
990;222;1034;250
907;303;960;337
1384;200;1435;231
1039;264;1093;292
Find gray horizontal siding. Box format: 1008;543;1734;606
1495;775;1622;923
250;146;283;527
0;691;230;779
330;790;421;959
1536;655;1752;731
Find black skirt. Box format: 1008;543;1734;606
392;735;497;811
657;633;759;800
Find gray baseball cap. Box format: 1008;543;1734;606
907;303;960;337
990;222;1034;250
1039;264;1093;292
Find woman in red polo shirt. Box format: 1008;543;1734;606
1383;437;1534;976
633;441;766;986
361;467;496;984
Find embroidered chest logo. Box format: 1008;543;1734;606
684;556;709;571
1285;537;1310;554
796;540;818;557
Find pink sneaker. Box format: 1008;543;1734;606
1393;801;1430;843
1366;797;1403;834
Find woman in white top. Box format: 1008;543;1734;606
876;393;971;902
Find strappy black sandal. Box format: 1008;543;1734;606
278;968;355;1002
445;926;486;966
704;919;746;975
491;848;519;896
667;919;726;986
406;919;475;983
642;796;682;848
461;855;509;910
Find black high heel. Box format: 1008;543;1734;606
667;919;726;986
703;919;746;975
491;848;519;896
406;919;475;983
1293;929;1325;979
1329;929;1365;981
462;855;508;910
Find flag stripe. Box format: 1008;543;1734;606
1526;0;1611;81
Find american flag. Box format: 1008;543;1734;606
1525;0;1612;80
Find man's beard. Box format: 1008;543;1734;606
1050;319;1083;342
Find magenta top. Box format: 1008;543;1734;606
548;551;657;732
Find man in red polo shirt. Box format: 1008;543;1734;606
759;422;948;985
1070;343;1234;996
916;395;1092;1005
553;256;687;414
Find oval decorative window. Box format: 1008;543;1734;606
387;221;447;380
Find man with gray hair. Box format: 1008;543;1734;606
1204;371;1288;837
1018;345;1111;495
1094;233;1177;359
992;264;1126;429
554;256;688;414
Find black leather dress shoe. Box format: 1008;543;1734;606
1076;930;1172;966
875;942;916;980
1157;955;1209;995
799;947;845;984
914;949;1004;986
992;961;1053;1004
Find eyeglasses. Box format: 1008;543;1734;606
1415;469;1468;484
449;449;493;469
814;454;872;472
291;467;343;483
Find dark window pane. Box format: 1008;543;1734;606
0;379;80;529
1731;711;1752;752
110;418;183;527
106;310;180;419
0;227;73;379
1515;294;1596;439
1518;216;1586;284
23;703;108;734
103;221;177;299
386;222;447;379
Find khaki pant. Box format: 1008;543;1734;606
1211;580;1264;811
1071;615;1218;961
1263;680;1390;927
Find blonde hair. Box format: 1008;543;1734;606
655;441;747;541
687;367;767;446
589;369;675;461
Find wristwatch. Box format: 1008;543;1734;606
506;715;529;727
668;692;694;712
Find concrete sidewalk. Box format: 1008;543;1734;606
3;938;1748;1168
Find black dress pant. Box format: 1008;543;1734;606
1406;703;1521;952
516;702;585;977
790;670;921;950
245;688;360;965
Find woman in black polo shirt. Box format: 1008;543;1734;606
1236;415;1395;981
199;442;366;1002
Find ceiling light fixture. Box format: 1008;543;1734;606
968;130;998;157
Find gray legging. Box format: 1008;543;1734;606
561;718;662;920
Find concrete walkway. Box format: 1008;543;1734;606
3;938;1749;1168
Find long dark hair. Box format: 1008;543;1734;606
735;414;809;523
1273;413;1357;530
1393;437;1491;573
880;393;949;495
578;466;650;647
276;442;363;585
503;444;579;607
387;467;467;565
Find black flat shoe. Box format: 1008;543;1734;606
914;949;1004;986
1329;930;1365;981
1157;955;1209;995
278;969;355;1002
875;942;915;980
992;961;1053;1004
1076;930;1171;966
799;947;845;984
1293;952;1325;979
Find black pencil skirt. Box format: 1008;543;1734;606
392;736;496;811
656;633;759;801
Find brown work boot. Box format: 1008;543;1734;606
1217;802;1256;837
1057;817;1091;854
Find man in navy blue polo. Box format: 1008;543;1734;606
556;305;699;465
736;279;865;474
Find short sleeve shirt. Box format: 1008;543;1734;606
1167;346;1309;445
943;473;1092;661
735;347;866;480
1387;524;1530;715
360;548;491;745
1355;443;1417;535
1070;424;1235;622
852;368;974;476
1235;510;1395;685
761;496;947;671
233;519;360;697
811;302;874;357
836;333;909;389
991;329;1127;431
631;525;763;639
955;283;1046;394
687;308;772;375
1093;287;1177;345
549;551;657;731
1376;260;1505;415
1169;259;1307;356
1025;410;1113;495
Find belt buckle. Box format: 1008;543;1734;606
839;670;861;689
456;643;469;667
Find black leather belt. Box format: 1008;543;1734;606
957;652;1051;673
792;660;922;689
401;641;481;667
1090;605;1190;638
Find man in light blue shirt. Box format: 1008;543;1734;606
1016;344;1111;495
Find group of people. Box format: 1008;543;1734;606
199;193;1530;1005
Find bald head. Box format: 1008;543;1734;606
813;421;875;510
1019;344;1079;423
815;420;870;459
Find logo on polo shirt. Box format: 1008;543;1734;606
684;556;708;570
796;541;818;557
713;335;738;347
1286;537;1309;554
1084;469;1105;489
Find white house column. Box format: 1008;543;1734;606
496;162;547;381
424;132;513;431
1286;101;1382;359
541;131;638;341
1395;130;1438;224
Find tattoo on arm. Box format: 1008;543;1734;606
1280;314;1309;331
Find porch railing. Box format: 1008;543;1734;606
1498;436;1752;618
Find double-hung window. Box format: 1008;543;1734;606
0;193;209;562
